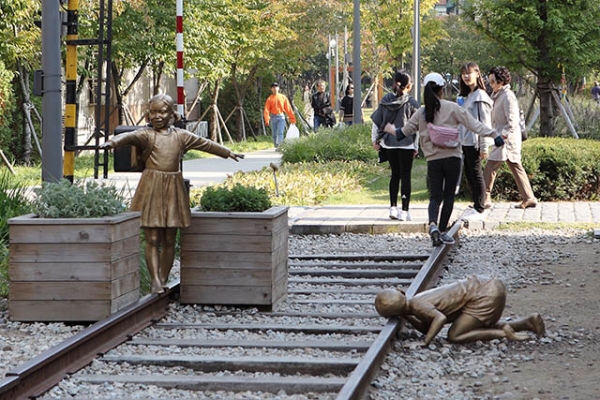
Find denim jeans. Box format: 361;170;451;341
270;114;285;147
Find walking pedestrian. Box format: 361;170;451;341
263;82;296;148
311;79;335;130
100;94;244;293
458;62;494;221
591;81;600;103
339;84;355;125
371;71;419;221
483;66;537;209
384;72;501;246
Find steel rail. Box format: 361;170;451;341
336;220;464;400
0;221;463;400
0;283;176;400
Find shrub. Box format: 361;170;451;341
32;179;128;218
190;160;383;207
0;172;32;297
280;123;376;163
489;137;600;201
197;184;272;212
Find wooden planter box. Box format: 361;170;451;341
8;212;141;322
180;206;289;309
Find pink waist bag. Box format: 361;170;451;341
427;123;459;148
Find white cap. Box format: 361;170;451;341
423;72;446;87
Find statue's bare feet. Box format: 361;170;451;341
529;313;546;336
503;324;529;341
151;280;165;294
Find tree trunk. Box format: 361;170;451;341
208;79;221;142
537;80;555;137
536;1;555;137
230;63;258;142
16;62;32;165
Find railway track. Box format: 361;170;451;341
0;222;462;400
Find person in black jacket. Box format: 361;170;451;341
311;79;335;130
370;71;420;221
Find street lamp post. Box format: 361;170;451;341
329;37;337;111
352;0;362;124
413;0;420;103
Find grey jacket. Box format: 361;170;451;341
459;89;494;151
370;93;419;149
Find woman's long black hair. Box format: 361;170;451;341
394;70;412;96
424;82;443;123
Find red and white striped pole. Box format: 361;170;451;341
176;0;185;119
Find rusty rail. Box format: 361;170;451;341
0;284;176;400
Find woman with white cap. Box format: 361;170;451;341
384;72;503;247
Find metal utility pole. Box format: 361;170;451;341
41;0;64;182
352;0;362;124
412;0;421;103
63;0;79;183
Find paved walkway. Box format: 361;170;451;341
288;202;600;235
97;148;600;236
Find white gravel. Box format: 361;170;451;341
0;227;595;399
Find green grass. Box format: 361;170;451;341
324;158;430;205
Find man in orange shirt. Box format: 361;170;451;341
263;82;296;148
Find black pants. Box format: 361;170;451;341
427;156;461;232
462;145;486;212
387;148;414;210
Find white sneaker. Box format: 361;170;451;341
389;206;398;220
398;210;412;221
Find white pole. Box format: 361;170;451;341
176;0;185;118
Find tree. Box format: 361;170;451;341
421;15;499;79
462;0;600;136
0;0;41;164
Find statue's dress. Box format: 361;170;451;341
109;127;231;228
415;275;506;326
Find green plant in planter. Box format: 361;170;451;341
32;179;128;218
198;184;272;212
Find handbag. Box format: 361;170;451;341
427;123;459;148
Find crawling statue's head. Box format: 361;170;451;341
375;288;408;318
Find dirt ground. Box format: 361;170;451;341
475;239;600;399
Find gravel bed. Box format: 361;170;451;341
0;228;593;399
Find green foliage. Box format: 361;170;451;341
191;160;385;207
32;179;128;218
0;60;16;152
489;138;600;201
462;0;600;84
0;172;32;242
196;184;272;212
280;123;377;163
0;171;33;297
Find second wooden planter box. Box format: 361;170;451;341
180;206;289;309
